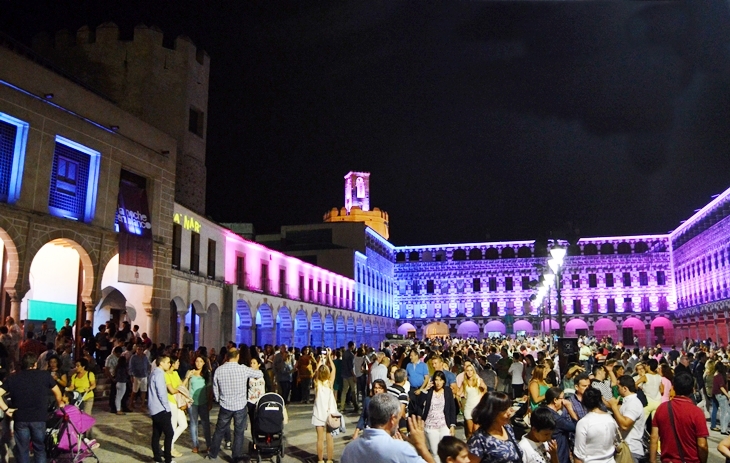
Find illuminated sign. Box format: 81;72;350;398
173;213;201;233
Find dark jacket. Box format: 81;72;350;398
547;407;576;463
417;386;457;428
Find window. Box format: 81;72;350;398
607;298;616;313
188;107;205;137
606;273;614;287
489;277;497;292
207;239;216;279
48;136;100;222
505;277;513;291
590;299;599;313
657;271;666;286
622;272;632;287
236;256;244;287
489;302;498;317
427;280;435;294
571;274;580;289
473;278;480;292
309;278;314;301
299;275;305;300
279;268;287;296
261;263;269;293
172;223;182;269
640;296;651;311
522;276;530;290
639;272;648;286
573;299;581;313
623;297;633;311
190;231;200;274
588;274;597;288
0;112;29;204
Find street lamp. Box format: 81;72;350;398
548;244;566;338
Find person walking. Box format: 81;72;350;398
417;371;457;463
114;355;130;415
183;355;212;454
713;362;730;435
165;357;188;457
296;347;315;404
207;348;264;462
129;344;151;411
340;341;358;412
149;354;175;463
606;375;646;463
0;352;67;463
273;345;293;404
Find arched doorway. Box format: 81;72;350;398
0;228;20;322
276;306;293;346
22;239;93;328
513;320;533;335
593;318;618;341
294;310;308;348
206;304;220;349
256;304;274;347
457;321;480;338
397;322;417;338
235;300;253;346
324;314;335;348
310;312;323;347
541;319;559;334
98;254;151;335
565;318;589;337
484;320;506;338
622;317;646;346
650;316;674;346
169;298;185;345
335;315;346;347
185;301;203;350
425;321;449;338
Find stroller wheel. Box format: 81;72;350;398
276;455;281;463
257;454;262;463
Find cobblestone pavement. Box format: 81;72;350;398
25;400;730;463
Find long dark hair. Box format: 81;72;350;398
472;392;511;430
194;354;211;382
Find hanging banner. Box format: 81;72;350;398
117;180;154;285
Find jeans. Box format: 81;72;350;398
279;380;291;404
115;381;127;412
189;403;211;448
151;411;174;463
209;407;247;460
340;376;357;409
717;394;729;433
712;396;719;429
14;421;46;463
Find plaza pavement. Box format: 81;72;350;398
66;401;730;463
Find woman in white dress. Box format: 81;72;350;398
642;359;662;418
574;388;618;463
461;362;487;439
311;348;337;463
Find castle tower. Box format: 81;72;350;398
32;23;210;215
324;171;390;240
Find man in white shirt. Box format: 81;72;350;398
370;352;389;385
519;407;559;463
606;375;645;463
508;352;525;398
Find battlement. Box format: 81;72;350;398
32;23;209;68
324;206;390;240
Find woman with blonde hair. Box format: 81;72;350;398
461;361;487;438
528;363;550;410
311;348;337;463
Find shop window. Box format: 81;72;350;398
0;112;29;204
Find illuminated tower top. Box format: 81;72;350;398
324;171;389;240
345;171;370;213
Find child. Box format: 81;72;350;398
518;407;559;463
437;436;471;463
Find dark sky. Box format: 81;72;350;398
3;1;730;246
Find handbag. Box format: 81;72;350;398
175;384;193;411
614;427;633;463
326;412;342;430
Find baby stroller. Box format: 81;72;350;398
45;403;99;463
252;392;286;463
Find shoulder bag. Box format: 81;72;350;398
614;422;633;463
668;401;687;463
325;385;342;431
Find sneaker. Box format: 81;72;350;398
171;449;183;457
225;441;231;450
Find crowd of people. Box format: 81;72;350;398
4;315;730;463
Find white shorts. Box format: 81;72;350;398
133;376;148;392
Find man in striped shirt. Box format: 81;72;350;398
207;349;263;461
387;368;410;434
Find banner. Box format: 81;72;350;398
117;180;154;285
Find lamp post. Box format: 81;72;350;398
548;245;566;339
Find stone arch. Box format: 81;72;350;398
513;319;533;334
294;309;309;348
335;315;346;347
484;320;506;336
600;243;615;255
356;318;365;345
184;300;203;349
565;318;589;337
650;316;674;346
457;320;480;338
310;311;323;347
0;226;21;298
397;322;417;336
205;303;220;349
622;317;646;346
255;303;274;346
517;246;532;258
276;306;293;346
346;316;355;344
235;299;253;346
323;313;335;348
593;318;618;340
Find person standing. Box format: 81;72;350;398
207;348;264;461
573;388;618;463
312;349;337;463
495;348;513;395
566;374;590;422
273;345;293;404
508;352;525;399
165;357;187;457
296;347;315;404
0;353;66;463
340;341;358;412
606;375;645;463
543;388;576;463
149;355;174;463
650;373;709;463
406;350;430;392
183;355;212;454
129;344;151;410
182;326;194;351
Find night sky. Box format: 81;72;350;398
3;1;730;246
